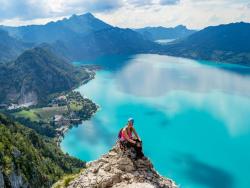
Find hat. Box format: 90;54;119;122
128;117;134;123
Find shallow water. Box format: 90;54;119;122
62;54;250;188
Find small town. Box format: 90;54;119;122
1;91;98;145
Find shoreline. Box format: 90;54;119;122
55;103;100;147
55;67;100;147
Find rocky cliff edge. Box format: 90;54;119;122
66;142;177;188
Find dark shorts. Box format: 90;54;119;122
120;138;144;158
122;139;142;148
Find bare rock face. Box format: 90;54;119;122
8;171;28;188
67;142;177;188
0;166;28;188
0;170;4;188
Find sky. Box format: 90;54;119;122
0;0;250;29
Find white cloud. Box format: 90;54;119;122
97;0;250;29
0;0;123;21
0;0;250;29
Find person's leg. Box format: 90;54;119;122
121;139;143;157
119;140;126;150
123;140;134;148
136;146;144;159
133;139;144;159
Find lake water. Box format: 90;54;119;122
61;54;250;188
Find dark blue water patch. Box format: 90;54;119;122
198;60;250;76
159;119;170;127
173;154;235;188
73;55;135;72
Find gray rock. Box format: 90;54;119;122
9;172;28;188
0;169;4;188
103;164;111;172
12;148;21;158
67;143;177;188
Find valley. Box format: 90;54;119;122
0;10;250;188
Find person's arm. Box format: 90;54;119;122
123;129;136;144
132;128;141;141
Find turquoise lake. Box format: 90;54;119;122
61;54;250;188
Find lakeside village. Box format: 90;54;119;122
0;91;98;145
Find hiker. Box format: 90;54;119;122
118;118;144;159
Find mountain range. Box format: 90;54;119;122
134;25;196;41
0;13;250;107
1;13;112;44
0;29;32;63
1;13;158;61
1;13;249;66
163;22;250;65
0;12;250;188
47;27;159;61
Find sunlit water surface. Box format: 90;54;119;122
61;54;250;188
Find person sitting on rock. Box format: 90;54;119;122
118;118;144;159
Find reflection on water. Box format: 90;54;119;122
62;54;250;188
116;54;250;97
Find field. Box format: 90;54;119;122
14;110;40;122
14;106;68;122
69;101;82;111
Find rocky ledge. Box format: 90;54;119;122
67;142;177;188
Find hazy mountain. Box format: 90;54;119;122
1;13;112;44
1;13;158;61
0;113;84;188
0;47;90;105
0;29;32;63
134;25;196;41
44;27;160;61
163;22;250;66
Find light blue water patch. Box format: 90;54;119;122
61;54;250;188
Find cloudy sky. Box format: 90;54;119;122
0;0;250;29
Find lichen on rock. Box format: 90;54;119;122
67;142;177;188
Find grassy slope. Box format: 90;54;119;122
14;106;68;122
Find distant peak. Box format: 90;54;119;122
175;25;187;29
78;12;95;19
84;12;94;17
71;14;77;18
156;26;165;29
69;12;95;20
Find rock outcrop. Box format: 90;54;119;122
0;166;28;188
0;169;4;188
67;142;177;188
